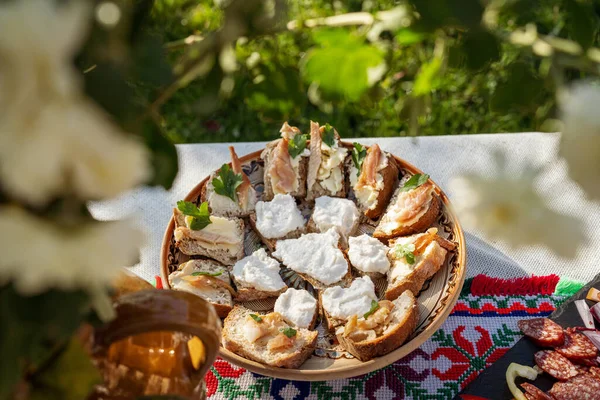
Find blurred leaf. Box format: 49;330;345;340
133;34;173;87
565;0;597;49
413;58;442;96
302;29;384;101
463;30;501;70
141;120;179;189
31;339;101;400
412;0;483;30
490;62;544;112
395;29;427;45
246;65;305;119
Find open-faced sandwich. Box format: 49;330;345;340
272;229;352;290
347;234;391;280
173;201;245;266
320;276;378;332
222;306;318;369
231;248;287;302
274;288;318;330
337;291;418;361
261;122;310;200
307;196;360;247
248;193;306;252
202;146;257;218
373;173;440;240
347;143;400;220
168;259;235;318
306;121;348;201
385;228;455;301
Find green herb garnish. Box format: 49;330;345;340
351;142;367;176
288;133;309;158
177;200;212;230
249;314;262;322
191;271;223;277
212;164;243;202
280;327;297;338
363;300;380;319
395;243;416;265
322;123;336;147
399;173;429;192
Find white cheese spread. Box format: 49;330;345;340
272;229;348;286
348;234;391;274
321;276;377;320
274;288;317;329
312;196;360;238
178;215;242;252
317;141;347;193
232;248;286;291
255;194;306;239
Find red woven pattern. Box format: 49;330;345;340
469;274;559;296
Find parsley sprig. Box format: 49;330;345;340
395;243;416;265
280;326;297;338
191;271;223;277
288;134;309;158
363;300;380;319
351;142;367;176
177;200;212;230
213;164;244;202
249;314;262;322
322;123;336;147
399;173;429;192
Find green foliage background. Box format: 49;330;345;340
146;0;599;143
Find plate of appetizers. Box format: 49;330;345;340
458;274;600;400
160;121;467;380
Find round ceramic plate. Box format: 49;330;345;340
160;143;467;381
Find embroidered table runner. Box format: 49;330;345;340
204;275;581;400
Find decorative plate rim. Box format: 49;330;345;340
160;143;467;381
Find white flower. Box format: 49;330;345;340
450;153;585;258
559;82;600;200
0;206;145;296
0;0;151;206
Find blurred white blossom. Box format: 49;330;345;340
0;207;144;296
450;153;585;258
559;82;600;200
0;0;151;206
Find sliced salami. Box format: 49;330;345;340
548;373;600;400
520;382;553;400
518;318;565;347
534;350;579;381
590;366;600;381
574;356;599;367
556;331;598;360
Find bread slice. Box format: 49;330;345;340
306;121;347;201
247;211;306;253
346;234;391;280
373;181;441;241
306;196;360;248
168;259;234;318
346;145;400;220
320;276;378;333
173;208;245;266
222;306;318;369
201;147;257;218
337;291;418;361
385;229;453;301
261;139;309;201
231;248;288;302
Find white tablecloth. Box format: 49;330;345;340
90;133;600;284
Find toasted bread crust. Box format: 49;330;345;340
364;156;400;220
373;194;441;241
261;140;309;201
233;285;287;302
212;303;234;318
337;293;418;361
247;213;305;252
222;306;318;369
